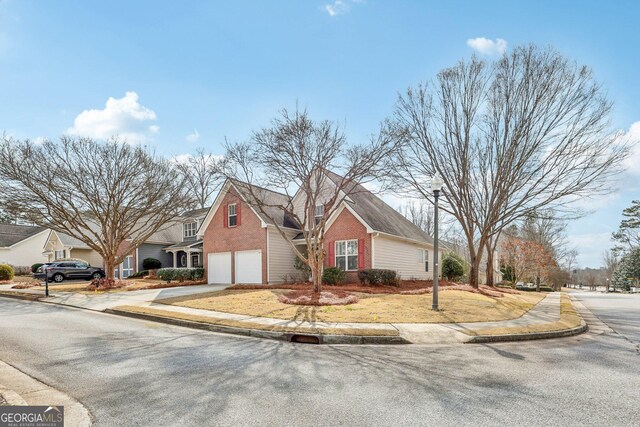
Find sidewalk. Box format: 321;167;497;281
0;361;91;426
0;284;585;344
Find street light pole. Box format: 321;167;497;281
431;175;444;311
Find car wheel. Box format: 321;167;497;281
91;272;102;280
53;273;64;283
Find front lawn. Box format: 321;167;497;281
157;289;545;324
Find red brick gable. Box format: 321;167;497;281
202;186;268;283
323;207;371;282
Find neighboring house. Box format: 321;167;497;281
197;171;445;285
163;208;209;269
0;224;49;267
41;222;183;279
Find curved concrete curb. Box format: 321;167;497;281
105;308;411;345
0;385;28;405
0;361;92;426
467;320;588;343
0;291;43;301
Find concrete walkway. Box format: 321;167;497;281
127;292;562;343
0;283;567;344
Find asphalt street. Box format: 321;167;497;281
0;293;638;427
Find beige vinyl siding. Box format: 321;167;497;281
267;227;299;284
0;231;49;267
374;235;443;280
70;248;104;267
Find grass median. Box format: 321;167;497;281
155;289;545;324
464;294;582;336
111;305;399;336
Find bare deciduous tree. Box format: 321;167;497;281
175;148;225;209
0;136;196;279
390;45;629;288
224;107;399;292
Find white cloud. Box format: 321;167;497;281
621;121;640;176
466;37;508;56
324;0;364;16
67;91;158;143
186;129;200;143
325;0;350;16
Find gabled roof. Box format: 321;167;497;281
230;179;299;229
0;224;47;247
182;208;209;220
324;170;434;245
198;179;300;235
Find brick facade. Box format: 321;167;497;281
323;208;371;283
203;187;268;284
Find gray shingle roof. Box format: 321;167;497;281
0;224;46;247
182;208;209;220
56;232;92;249
325;170;434;245
231;180;300;229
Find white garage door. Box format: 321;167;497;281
207;252;232;284
235;250;262;284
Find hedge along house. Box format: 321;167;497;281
0;224;49;268
163;208;209;269
41;223;183;279
198;171;444;285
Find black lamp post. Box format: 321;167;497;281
431;175;444;311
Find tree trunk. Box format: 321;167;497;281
104;256;116;281
469;254;481;288
309;250;323;293
535;275;541;292
485;242;495;287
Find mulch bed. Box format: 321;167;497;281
229;280;518;297
278;290;359;306
137;280;207;290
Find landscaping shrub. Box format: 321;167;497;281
322;267;346;285
157;267;204;283
442;256;464;281
518;285;554;292
142;258;162;270
496;280;514;289
86;278;126;291
358;269;399;286
10;265;32;276
0;264;15;281
31;263;44;273
127;270;149;279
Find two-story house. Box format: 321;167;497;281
197;170;444;285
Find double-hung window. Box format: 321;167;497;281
228;204;237;227
314;205;324;225
183;222;197;238
55;250;66;260
335;240;358;271
421;249;429;272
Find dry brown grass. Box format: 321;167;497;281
465;294;582;336
157;289;545;324
112;305;399;336
29;279;207;294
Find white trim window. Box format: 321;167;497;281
121;255;134;279
314;205;324;225
228;204;237;227
183;221;197;238
336;240;358;271
420;249;429;272
55;250;66;260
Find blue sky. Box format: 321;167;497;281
1;0;639;267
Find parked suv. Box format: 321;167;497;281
33;261;105;283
